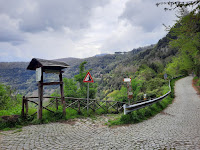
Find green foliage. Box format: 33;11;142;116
0;83;22;110
63;78;78;97
146;78;167;91
196;79;200;86
166;10;200;77
114;86;128;102
75;61;87;90
138;65;156;80
148;62;164;73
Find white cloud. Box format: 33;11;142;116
100;0;177;52
120;0;176;32
0;14;24;44
0;0;178;62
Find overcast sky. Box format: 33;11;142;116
0;0;179;62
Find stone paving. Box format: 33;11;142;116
1;76;200;149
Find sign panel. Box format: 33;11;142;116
124;78;131;82
164;73;167;80
128;95;133;99
36;67;42;82
44;69;60;74
83;72;94;83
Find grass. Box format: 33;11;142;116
107;76;183;126
0;106;21;116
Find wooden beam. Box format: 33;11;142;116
21;96;25;117
25;98;29;115
37;68;43;120
59;72;66;117
26;96;61;99
26;99;55;115
42;82;63;86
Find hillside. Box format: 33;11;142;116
0;33;177;97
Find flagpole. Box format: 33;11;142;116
87;82;89;114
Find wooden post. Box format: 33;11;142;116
25;98;28;115
37;69;43;120
21;96;25;117
116;102;119;113
78;100;81;114
59;72;66;117
93;101;95;113
56;98;58;111
106;101;108;113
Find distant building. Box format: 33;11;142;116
115;52;122;54
115;52;128;54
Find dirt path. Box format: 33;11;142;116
1;76;200;149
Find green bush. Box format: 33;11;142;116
146;90;158;99
0;83;22;110
197;79;200;86
136;92;144;101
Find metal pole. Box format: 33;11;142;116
127;83;130;105
87;83;89;114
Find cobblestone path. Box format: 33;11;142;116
1;76;200;149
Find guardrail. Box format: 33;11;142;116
123;80;171;114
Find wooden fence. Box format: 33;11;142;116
21;96;127;117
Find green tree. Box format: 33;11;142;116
115;86;128;102
0;83;22;110
74;61;87;90
63;78;78;97
166;10;200;77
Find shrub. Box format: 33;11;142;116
197;79;200;86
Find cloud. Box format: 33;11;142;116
100;21;166;53
0;0;108;33
100;0;177;52
120;0;176;32
0;0;178;62
0;14;25;44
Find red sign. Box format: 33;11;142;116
83;72;94;83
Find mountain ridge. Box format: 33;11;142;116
0;35;176;97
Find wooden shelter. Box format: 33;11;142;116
27;58;70;120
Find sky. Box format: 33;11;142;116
0;0;179;62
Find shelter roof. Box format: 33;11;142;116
27;58;70;71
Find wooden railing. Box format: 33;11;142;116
21;96;127;117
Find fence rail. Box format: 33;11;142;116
21;96;126;117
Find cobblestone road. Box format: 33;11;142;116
1;76;200;149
